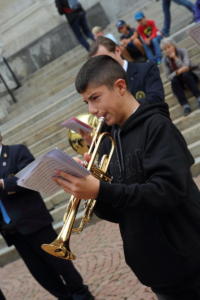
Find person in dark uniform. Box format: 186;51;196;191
0;134;94;300
55;0;94;51
0;289;6;300
89;36;164;104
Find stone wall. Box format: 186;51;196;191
4;2;109;80
0;0;149;57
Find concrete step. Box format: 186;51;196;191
169;97;199;120
191;156;200;177
2;89;79;138
174;109;200;132
189;140;200;158
3;69;79;122
182;122;200;145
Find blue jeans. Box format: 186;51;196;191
69;12;94;51
162;0;195;36
143;36;162;63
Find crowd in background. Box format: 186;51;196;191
88;0;200;116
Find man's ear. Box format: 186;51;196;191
115;45;122;56
114;78;127;95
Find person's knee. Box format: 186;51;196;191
181;72;191;79
171;76;179;88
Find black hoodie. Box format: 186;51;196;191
94;102;200;289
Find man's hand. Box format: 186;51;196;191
144;38;151;45
53;171;100;200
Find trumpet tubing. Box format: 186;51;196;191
41;117;115;260
41;195;79;260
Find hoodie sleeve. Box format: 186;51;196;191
96;117;196;213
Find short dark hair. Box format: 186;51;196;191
75;55;128;93
89;36;117;57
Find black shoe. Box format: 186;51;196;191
183;106;191;116
72;293;95;300
72;292;94;300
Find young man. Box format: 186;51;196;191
54;55;200;300
134;11;162;64
89;36;164;104
115;19;145;60
0;134;94;300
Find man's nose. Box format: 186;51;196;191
88;103;98;115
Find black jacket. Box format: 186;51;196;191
94;103;200;288
127;61;164;104
0;145;53;244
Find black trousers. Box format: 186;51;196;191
68;12;94;51
5;225;90;299
0;289;6;300
153;275;200;300
155;289;200;300
171;71;200;106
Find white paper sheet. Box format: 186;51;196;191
17;149;90;197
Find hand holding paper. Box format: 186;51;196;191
53;170;100;200
16;149;90;197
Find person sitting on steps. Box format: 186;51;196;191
161;37;200;116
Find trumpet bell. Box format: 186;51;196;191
68;113;98;155
41;239;76;260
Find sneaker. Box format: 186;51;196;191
183;106;191;116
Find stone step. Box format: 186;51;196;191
4;70;79;122
182;122;200;146
3;29;199;124
2;89;79;138
174;109;200;132
191;156;200;177
3;90;199;159
189;140;200;158
169;97;199;120
26;103;200;158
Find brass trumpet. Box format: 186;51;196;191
41;117;115;260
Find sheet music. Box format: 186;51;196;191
17;149;90;197
61;117;92;133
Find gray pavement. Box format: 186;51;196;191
1;176;200;300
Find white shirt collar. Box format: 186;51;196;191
0;145;2;155
123;60;128;71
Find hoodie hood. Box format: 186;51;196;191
119;102;170;134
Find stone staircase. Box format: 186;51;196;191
0;0;199;266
